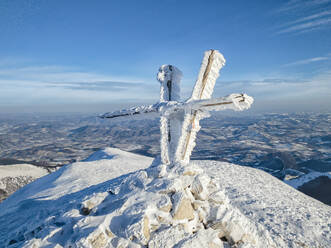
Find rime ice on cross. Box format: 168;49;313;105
101;50;254;165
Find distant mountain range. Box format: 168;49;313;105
0;112;330;204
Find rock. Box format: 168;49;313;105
227;222;245;243
81;192;108;215
111;237;141;248
157;195;172;212
149;225;187;248
191;174;210;200
123;215;151;245
172;192;195;221
105;228;114;238
181;165;204;176
143;216;150;242
89;232;107;248
209;191;228;205
210;222;226;239
176;228;223;248
192;200;203;210
150;224;160;232
210;220;246;244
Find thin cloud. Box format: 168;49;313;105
277;0;331;13
278;10;331;28
0;64;144;84
273;0;331;35
0;62;158;106
276;17;331;34
282;56;329;67
45;81;148;92
213;73;331;108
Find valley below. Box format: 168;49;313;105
0;112;330;205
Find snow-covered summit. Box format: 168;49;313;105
0;148;330;248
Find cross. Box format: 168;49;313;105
101;50;254;165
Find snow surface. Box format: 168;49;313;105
0;164;49;202
0;164;48;179
0;148;329;248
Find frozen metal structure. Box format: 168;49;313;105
101;50;254;165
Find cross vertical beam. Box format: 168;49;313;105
157;65;182;164
175;50;226;164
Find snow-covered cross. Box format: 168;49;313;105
101;50;253;165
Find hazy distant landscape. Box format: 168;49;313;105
1;112;330;204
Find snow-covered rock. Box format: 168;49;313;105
0;148;330;248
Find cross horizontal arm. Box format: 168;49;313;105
162;93;254;115
100;93;253;119
100;103;161;119
191;93;253;112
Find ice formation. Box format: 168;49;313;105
157;65;183;164
101;50;253;165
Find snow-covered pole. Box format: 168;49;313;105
175;50;226;164
157;65;182;164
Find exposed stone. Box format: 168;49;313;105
241;233;256;245
181;175;194;189
209;191;228;205
158;178;182;194
208;241;223;248
210;222;227;240
150;224;160;232
160;203;172;212
176;228;223;248
197;208;207;224
180;164;204;177
183;171;198;176
81;192;108;216
105;228;114;238
143;216;150;242
190;174;210;200
157;195;172;212
192;200;204;210
80;207;91;216
89;232;107;248
124;215;150;245
173;197;194;220
227;223;245;243
148;225;186;248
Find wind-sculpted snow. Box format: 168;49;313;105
0;148;329;247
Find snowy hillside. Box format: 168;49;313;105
0;163;48;202
0;148;330;248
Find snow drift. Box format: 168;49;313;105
0;148;330;248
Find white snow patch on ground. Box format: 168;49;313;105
0;164;49;202
0;148;329;248
0;164;48;179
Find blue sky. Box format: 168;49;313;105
0;0;330;113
